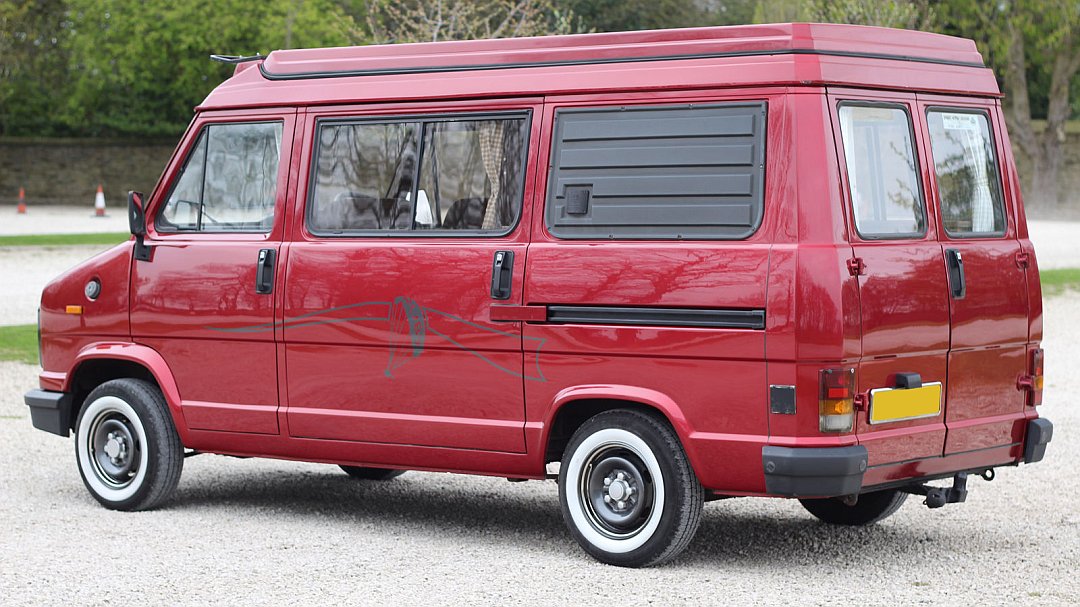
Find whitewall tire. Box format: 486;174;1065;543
558;409;704;567
74;379;183;511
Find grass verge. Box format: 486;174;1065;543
1041;268;1080;296
0;324;38;365
0;233;130;247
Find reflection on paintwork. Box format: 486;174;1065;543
208;296;546;381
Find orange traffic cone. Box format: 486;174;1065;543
93;184;106;217
16;187;27;214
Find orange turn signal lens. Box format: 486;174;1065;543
1030;348;1044;406
65;305;83;315
821;398;853;416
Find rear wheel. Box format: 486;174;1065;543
799;489;908;526
339;466;406;481
559;409;703;568
74;378;183;511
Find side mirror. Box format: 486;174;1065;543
128;191;146;236
128;191;151;261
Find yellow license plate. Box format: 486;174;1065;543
869;382;942;424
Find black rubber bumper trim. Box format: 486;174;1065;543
1023;418;1053;464
546;305;765;329
25;389;73;437
762;445;868;498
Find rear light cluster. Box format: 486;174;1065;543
1029;348;1044;406
819;367;856;433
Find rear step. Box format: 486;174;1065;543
901;471;985;508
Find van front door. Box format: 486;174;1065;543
830;91;948;467
918;98;1030;455
282;106;539;453
131;112;295;434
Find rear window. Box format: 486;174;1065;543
307;114;529;235
926;110;1006;237
838;104;926;239
544;102;767;240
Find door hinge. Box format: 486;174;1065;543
1015;251;1030;269
847;256;866;277
853;392;868;412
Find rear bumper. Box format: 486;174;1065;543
1023;417;1053;464
762;445;868;498
25;389;73;437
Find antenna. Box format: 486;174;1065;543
209;54;265;64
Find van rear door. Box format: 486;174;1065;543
829;90;948;467
916;96;1030;456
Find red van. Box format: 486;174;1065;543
25;23;1052;567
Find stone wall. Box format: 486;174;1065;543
0;137;176;209
1;133;1078;215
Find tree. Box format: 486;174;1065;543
558;0;710;32
59;0;358;137
365;0;581;44
807;0;935;30
0;1;73;135
939;1;1080;208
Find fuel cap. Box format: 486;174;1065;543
85;279;101;300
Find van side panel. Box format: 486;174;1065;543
525;92;789;492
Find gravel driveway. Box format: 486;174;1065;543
0;293;1077;605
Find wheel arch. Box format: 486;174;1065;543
63;342;189;440
541;385;699;470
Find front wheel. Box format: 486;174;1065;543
799;489;908;526
74;378;184;511
559;409;704;568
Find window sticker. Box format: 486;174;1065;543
941;113;980;132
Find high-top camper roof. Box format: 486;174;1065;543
201;23;999;110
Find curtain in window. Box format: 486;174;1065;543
963;129;994;232
478;122;505;229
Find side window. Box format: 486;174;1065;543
838;104;926;239
545;102;767;240
926;110;1005;236
308;115;529;235
158;122;283;232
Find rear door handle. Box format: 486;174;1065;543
945;248;965;299
490;250;514;300
256;248;276;294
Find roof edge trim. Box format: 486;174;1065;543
257;48;987;82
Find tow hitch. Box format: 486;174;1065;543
901;472;972;508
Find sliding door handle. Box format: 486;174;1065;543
256;248;276;294
490;250;514;300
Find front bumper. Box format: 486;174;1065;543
25;389;73;437
762;445;868;498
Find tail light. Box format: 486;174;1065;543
1029;349;1044;406
820;368;855;432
